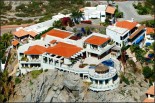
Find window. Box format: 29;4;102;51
116;42;119;45
120;33;128;40
120;36;123;40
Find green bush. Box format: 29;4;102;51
142;66;152;79
29;80;33;85
133;2;151;15
31;69;43;78
15;77;21;84
45;69;48;72
35;27;54;39
122;76;130;85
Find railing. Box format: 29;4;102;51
88;68;117;80
86;43;115;54
21;67;41;70
89;78;120;91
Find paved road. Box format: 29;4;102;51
115;1;154;22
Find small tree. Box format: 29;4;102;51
142;66;153;79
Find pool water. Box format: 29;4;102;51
89;66;96;69
101;59;114;67
148;54;154;58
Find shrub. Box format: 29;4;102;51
29;80;33;85
35;26;54;39
130;79;134;84
45;69;48;72
85;2;91;6
15;77;21;84
79;64;88;68
122;76;130;85
31;69;43;78
89;64;96;66
142;66;152;79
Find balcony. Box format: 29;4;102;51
21;67;41;70
86;43;115;55
88;67;117;80
128;26;145;44
89;78;120;91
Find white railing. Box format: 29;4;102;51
21;67;41;70
89;78;120;91
88;68;117;80
86;43;115;55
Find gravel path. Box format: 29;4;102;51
115;1;154;22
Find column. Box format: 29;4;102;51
103;80;105;85
53;59;55;66
109;78;113;85
59;60;61;67
86;52;89;58
48;58;50;64
83;74;85;79
98;46;100;51
98;80;100;87
93;80;95;85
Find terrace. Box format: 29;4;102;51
89;78;120;91
128;26;145;44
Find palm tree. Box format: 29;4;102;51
1;32;13;48
121;41;127;73
53;20;62;29
85;26;90;36
0;70;14;102
71;10;83;24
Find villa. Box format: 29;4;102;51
106;19;146;47
80;5;116;23
143;83;155;102
17;28;121;91
13;29;37;41
144;27;155;46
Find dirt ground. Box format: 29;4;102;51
1;24;33;35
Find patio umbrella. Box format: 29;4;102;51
95;63;109;74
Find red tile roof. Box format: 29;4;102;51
46;42;82;58
143;98;155;102
146;86;154;95
116;21;138;30
28;31;37;37
13;29;37;38
42;29;72;38
146;27;154;35
85;36;110;46
12;39;19;46
50;40;57;44
13;29;28;37
24;45;46;55
106;6;116;14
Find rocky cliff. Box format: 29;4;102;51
9;69;149;102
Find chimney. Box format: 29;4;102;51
131;18;134;22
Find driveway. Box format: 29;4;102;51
115;1;154;22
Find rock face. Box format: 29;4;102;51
9;69;149;102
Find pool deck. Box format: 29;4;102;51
71;53;121;73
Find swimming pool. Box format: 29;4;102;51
89;66;96;69
101;59;114;67
148;54;154;58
